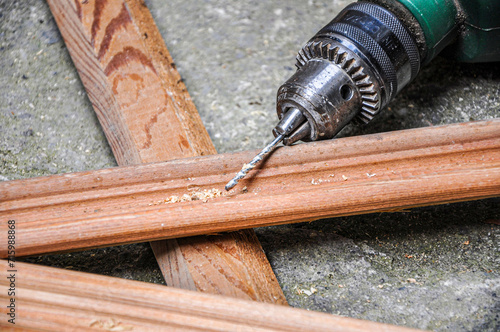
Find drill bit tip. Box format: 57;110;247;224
224;178;239;192
225;134;284;191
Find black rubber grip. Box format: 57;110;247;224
315;2;420;99
348;2;420;80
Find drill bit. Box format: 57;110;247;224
225;133;285;191
225;108;306;191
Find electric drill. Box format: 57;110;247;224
225;0;500;190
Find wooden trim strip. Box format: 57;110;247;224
45;0;286;303
0;261;421;331
1;120;499;257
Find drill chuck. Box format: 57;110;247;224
276;1;421;143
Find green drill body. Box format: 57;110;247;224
395;0;500;63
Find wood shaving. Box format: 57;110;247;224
311;178;332;185
342;175;348;181
150;189;225;206
404;278;422;285
89;318;133;331
241;163;253;171
296;286;317;296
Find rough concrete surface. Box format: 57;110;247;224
1;0;499;331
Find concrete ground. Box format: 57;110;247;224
1;0;499;330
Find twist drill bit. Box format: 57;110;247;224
225;134;284;191
225;108;306;191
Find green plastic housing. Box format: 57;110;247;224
397;0;500;63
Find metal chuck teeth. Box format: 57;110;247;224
296;39;381;125
283;121;311;146
273;108;306;136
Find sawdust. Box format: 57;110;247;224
311;178;323;185
149;188;226;205
89;318;133;331
295;286;318;296
311;174;335;185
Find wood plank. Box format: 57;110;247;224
1;120;499;257
45;0;286;303
0;261;421;331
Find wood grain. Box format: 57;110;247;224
46;0;286;303
0;261;421;331
2;120;499;257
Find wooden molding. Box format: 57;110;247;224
1;120;499;257
0;261;421;331
45;0;286;303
